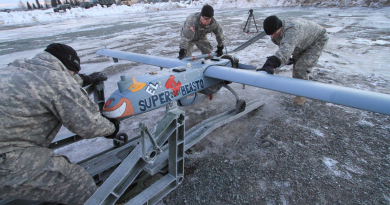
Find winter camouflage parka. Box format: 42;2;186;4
179;12;224;51
0;51;115;154
271;19;327;64
271;19;328;79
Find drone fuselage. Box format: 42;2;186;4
102;58;232;120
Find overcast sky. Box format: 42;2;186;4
1;0;54;8
0;0;41;8
0;0;19;8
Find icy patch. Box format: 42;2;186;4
345;165;364;175
188;107;206;115
325;103;356;113
357;119;375;127
323;157;342;176
351;38;390;46
326;26;344;33
323;157;354;179
384;194;390;204
312;129;325;137
257;180;268;191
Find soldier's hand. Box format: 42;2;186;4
88;72;108;84
216;45;224;57
256;56;281;75
104;118;120;139
256;66;275;75
178;49;187;60
80;72;108;86
263;56;281;68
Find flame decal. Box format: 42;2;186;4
102;98;134;119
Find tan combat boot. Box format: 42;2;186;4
293;96;306;105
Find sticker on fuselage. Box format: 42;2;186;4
146;82;159;95
139;78;204;111
165;75;181;97
129;78;147;92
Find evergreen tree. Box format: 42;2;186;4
44;0;49;7
57;0;62;5
27;1;32;9
18;0;27;10
75;0;80;6
51;0;57;7
32;3;37;9
70;0;75;6
65;0;69;4
35;0;42;8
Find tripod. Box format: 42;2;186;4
243;9;259;34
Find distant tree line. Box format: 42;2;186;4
22;0;83;10
20;0;126;10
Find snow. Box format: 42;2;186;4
0;2;196;25
1;0;387;26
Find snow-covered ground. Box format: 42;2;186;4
0;0;388;25
1;1;390;204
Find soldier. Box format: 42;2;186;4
257;15;329;105
178;5;225;59
0;43;120;204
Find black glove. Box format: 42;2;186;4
79;72;108;87
216;45;224;57
178;49;187;60
104;118;120;139
286;58;294;65
256;56;281;75
257;66;276;74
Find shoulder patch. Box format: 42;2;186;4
190;26;195;33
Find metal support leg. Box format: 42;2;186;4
93;82;106;112
126;109;185;205
85;109;185;205
134;123;162;164
222;83;240;103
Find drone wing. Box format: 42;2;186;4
204;66;390;115
96;49;189;68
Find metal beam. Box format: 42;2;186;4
85;109;185;205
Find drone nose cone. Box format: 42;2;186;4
102;94;134;119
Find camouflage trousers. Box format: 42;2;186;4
293;33;329;80
0;146;97;205
185;36;213;57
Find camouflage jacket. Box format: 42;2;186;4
179;12;224;50
271;19;327;65
0;52;115;154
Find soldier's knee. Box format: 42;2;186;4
293;69;310;80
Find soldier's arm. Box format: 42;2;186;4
53;83;115;139
212;20;225;47
179;17;196;50
72;74;84;87
274;28;301;65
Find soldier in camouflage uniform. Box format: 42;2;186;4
257;15;329;105
0;43;120;204
178;5;225;59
